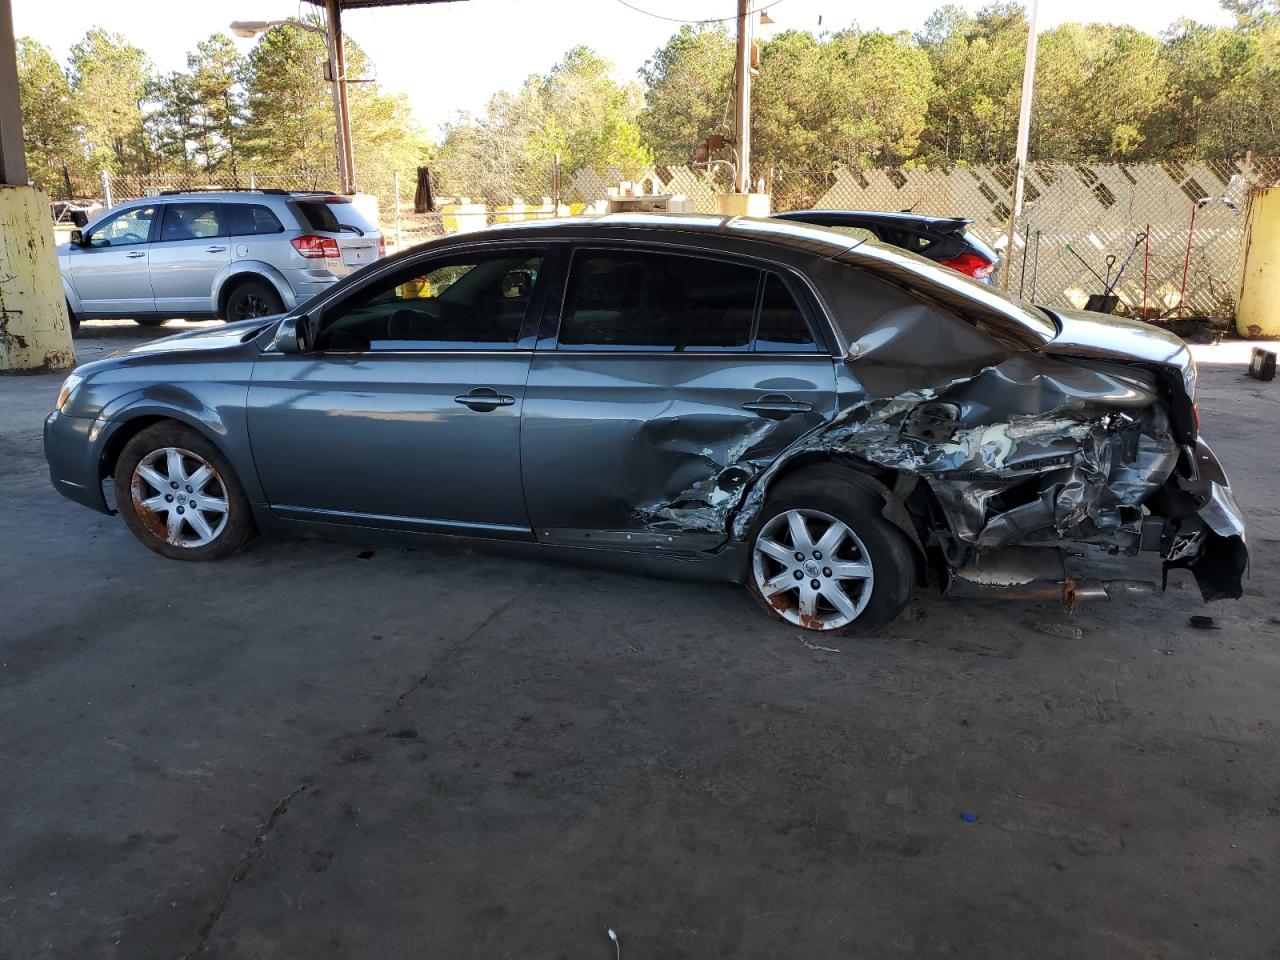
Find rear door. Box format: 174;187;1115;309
67;203;159;314
247;243;553;534
148;202;232;315
521;246;838;551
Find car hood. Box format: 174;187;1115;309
109;317;278;359
1043;308;1191;368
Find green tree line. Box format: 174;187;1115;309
17;1;1280;204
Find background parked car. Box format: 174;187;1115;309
58;189;383;334
772;209;1001;283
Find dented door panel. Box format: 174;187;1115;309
521;353;838;549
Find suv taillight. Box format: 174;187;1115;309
291;235;341;259
939;251;996;279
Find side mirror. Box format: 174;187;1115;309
274;314;315;353
69;229;84;247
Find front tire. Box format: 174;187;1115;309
746;468;916;633
224;280;283;322
114;423;255;561
66;301;80;336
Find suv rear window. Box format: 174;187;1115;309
295;198;377;235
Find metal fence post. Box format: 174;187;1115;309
249;170;257;190
101;169;113;208
393;169;402;251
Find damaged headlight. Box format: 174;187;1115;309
55;372;84;413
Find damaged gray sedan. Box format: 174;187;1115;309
45;214;1247;633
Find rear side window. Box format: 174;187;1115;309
558;251;758;351
159;203;226;242
755;274;818;352
227;203;284;236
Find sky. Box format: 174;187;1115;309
14;0;1235;136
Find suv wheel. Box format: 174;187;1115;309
224;280;283;322
114;423;255;561
746;469;915;633
66;301;80;336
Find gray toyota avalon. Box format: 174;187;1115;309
44;214;1247;633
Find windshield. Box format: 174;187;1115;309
843;237;1058;342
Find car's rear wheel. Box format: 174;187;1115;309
224;280;283;322
746;470;915;633
114;423;255;561
133;316;166;327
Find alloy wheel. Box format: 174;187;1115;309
234;293;272;320
752;508;875;630
130;447;230;548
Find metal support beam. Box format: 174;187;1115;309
1002;0;1040;291
732;0;752;194
0;0;29;186
324;0;357;194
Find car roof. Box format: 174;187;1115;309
775;209;973;231
427;213;861;259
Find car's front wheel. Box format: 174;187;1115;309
746;469;916;633
114;423;255;561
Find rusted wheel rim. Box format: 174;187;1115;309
752;508;874;631
130;447;230;548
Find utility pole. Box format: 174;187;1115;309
324;0;356;194
1002;0;1040;291
732;0;752;193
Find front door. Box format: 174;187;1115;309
68;203;159;314
247;244;553;536
521;247;838;550
148;202;232;315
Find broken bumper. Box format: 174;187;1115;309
1167;439;1248;601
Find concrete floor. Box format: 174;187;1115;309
2;321;1278;959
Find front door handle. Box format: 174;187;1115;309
205;245;227;253
125;251;145;259
741;394;814;420
454;387;516;412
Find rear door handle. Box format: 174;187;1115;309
125;251;145;259
205;245;227;253
454;387;516;411
741;394;814;420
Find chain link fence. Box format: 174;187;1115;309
66;156;1280;323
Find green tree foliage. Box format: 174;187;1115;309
15;38;82;194
639;25;735;165
69;28;154;175
436;46;650;203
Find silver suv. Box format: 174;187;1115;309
59;189;383;334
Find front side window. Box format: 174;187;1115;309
558;251;759;351
87;205;157;247
160;203;227;242
314;251;543;351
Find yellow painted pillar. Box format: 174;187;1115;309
1237;186;1280;338
0;185;74;373
714;193;772;217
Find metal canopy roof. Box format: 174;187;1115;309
302;0;464;8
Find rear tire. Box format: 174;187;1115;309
223;280;283;323
114;422;255;561
745;467;916;634
133;316;166;327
